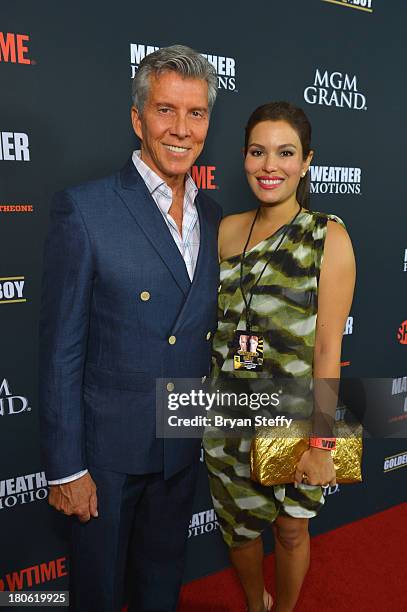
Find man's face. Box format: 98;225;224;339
131;71;210;183
239;335;249;352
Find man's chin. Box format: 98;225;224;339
162;160;194;178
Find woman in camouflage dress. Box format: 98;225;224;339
203;102;355;612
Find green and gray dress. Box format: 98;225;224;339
203;209;344;547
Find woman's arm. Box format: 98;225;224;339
314;220;356;378
294;220;356;485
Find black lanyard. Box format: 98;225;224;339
239;204;302;331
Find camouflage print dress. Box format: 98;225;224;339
203;209;344;547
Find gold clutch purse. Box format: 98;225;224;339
250;419;363;486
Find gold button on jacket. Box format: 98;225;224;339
140;291;150;301
168;335;176;345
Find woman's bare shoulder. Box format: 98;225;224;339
219;210;255;234
218;210;256;259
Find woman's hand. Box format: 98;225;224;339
294;447;336;487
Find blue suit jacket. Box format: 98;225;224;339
39;158;222;480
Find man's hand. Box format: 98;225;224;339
48;473;98;523
294;447;336;487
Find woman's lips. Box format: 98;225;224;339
256;176;284;190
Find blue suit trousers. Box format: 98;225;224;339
69;464;198;611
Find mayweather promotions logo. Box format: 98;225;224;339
397;321;407;345
323;484;340;496
0;32;32;64
343;316;353;335
341;317;353;366
130;43;236;91
188;508;219;538
383;451;407;473
191;165;218;190
201;52;236;91
392;377;407;397
0;133;30;161
304;69;367;110
390;377;407;419
0;378;31;417
0;472;47;511
0;557;67;591
0;277;26;303
321;0;373;13
340;314;352;367
310;166;361;195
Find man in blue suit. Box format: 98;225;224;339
40;45;221;611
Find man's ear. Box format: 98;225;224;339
131;106;143;140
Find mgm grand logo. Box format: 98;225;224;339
304;69;367;110
0;379;30;416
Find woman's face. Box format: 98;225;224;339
244;120;313;207
249;336;258;353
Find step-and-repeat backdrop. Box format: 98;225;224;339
1;0;407;595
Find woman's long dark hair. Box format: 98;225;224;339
244;101;312;209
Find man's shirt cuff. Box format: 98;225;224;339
48;469;88;485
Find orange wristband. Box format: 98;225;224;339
309;437;336;451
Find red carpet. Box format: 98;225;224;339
178;503;407;611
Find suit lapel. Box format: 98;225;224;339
171;193;211;333
192;193;211;286
115;158;191;296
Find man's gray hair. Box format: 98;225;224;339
132;44;218;114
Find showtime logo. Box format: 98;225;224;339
0;277;26;303
310;166;361;195
322;0;373;13
304;69;367;110
0;32;31;64
0;557;67;591
188;508;219;537
130;44;236;91
0;378;30;416
397;321;407;345
0;132;30;161
383;452;407;473
0;472;47;511
191;165;217;190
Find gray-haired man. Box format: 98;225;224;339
40;45;221;611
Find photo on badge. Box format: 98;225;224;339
233;330;264;371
